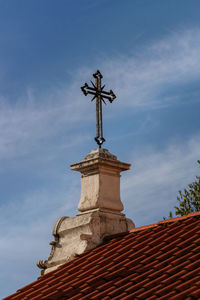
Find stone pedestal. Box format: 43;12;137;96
37;149;135;274
71;148;131;213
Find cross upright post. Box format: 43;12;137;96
81;70;116;148
94;71;104;146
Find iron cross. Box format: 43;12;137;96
81;70;116;148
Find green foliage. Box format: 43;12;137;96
164;160;200;219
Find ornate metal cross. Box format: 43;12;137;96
81;70;116;148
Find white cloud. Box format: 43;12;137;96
100;28;200;109
0;83;93;161
1;28;200;161
122;135;200;226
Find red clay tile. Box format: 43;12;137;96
125;278;149;293
178;235;199;248
179;228;199;239
123;255;146;268
155;280;182;297
147;296;159;300
159;290;177;299
114;273;136;286
118;295;136;300
180;268;200;281
137;284;163;299
124;287;146;298
151;257;174;269
170;286;199;300
190;288;200;298
4;213;200;300
150;273;168;283
155;247;179;261
68;293;85;300
186;252;200;261
147;235;169;247
160;269;187;285
43;289;61;299
164;232;182;243
112;292;128;300
175;276;200;291
27;295;45;300
81;290;101;299
92;286;116;299
165;261;189;275
147;265;171;279
96;280;115;291
194;279;200;287
184;259;200;270
128;270;152;283
61;286;74;293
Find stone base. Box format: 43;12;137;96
71;149;131;213
37;209;135;274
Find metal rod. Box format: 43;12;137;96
99;97;103;141
95;76;99;140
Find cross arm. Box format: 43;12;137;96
81;84;116;103
101;89;116;101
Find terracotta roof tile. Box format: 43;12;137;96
159;290;177;299
190;288;200;298
113;292;128;300
4;212;200;300
155;280;182;297
170;286;200;300
137;284;165;299
176;276;200;291
148;296;159;300
61;286;74;293
125;286;146;298
69;293;85;300
161;269;187;285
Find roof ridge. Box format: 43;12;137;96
130;211;200;233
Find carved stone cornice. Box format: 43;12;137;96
71;148;130;175
37;209;135;275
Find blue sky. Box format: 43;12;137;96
1;0;200;297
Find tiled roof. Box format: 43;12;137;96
4;212;200;300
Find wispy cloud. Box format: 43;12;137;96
0;84;93;161
100;28;200;109
122;135;200;226
1;28;200;161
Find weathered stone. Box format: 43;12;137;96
37;209;134;274
37;149;135;274
71;148;131;213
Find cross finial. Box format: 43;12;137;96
81;70;116;148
